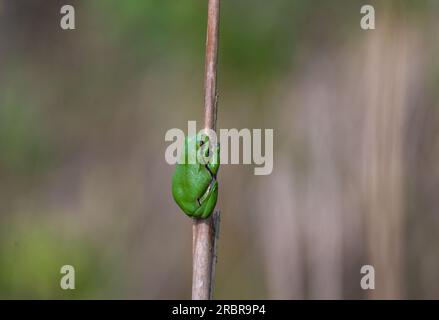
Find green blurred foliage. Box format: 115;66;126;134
0;224;114;299
89;1;206;69
0;87;53;177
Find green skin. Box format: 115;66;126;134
172;134;220;219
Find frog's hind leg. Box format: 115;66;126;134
204;164;216;179
194;180;218;219
179;200;198;218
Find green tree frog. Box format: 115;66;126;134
172;133;220;219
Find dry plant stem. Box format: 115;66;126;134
192;210;221;300
203;0;220;132
192;0;221;300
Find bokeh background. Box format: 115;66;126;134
1;0;439;299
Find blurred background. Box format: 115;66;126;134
0;0;439;299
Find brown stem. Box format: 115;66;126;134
192;0;221;300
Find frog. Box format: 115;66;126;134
172;133;220;219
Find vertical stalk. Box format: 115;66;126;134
192;0;221;300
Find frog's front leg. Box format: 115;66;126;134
194;180;218;219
